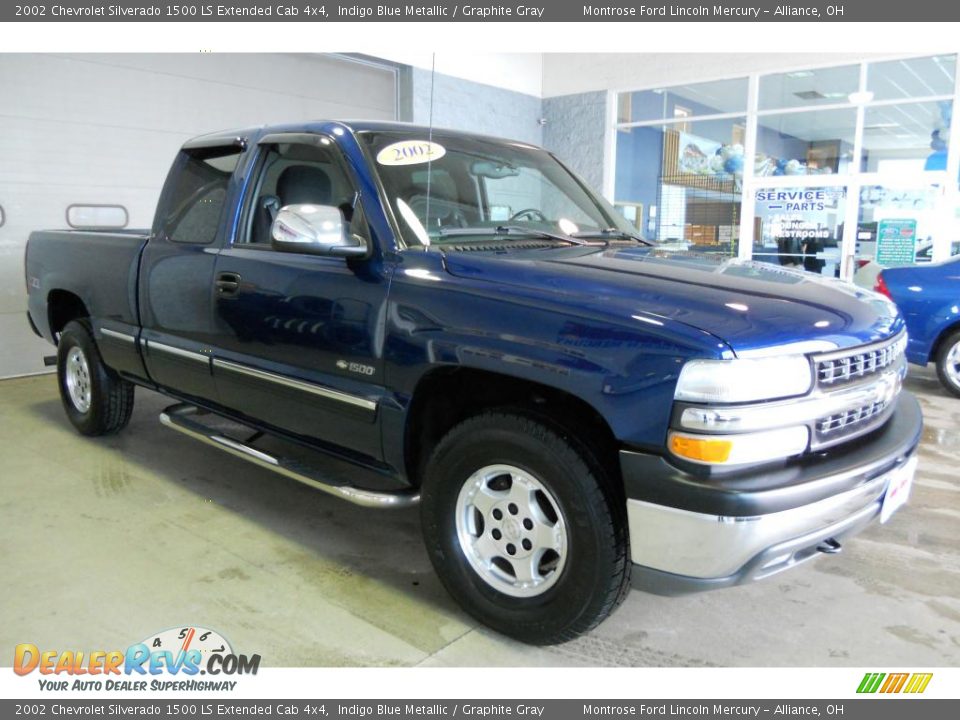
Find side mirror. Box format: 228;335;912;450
271;204;367;258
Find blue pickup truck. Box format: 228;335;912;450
26;121;923;644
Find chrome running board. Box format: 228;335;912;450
159;403;419;509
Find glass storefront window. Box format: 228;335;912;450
614;117;746;251
756;108;857;176
852;183;943;288
752;186;846;277
612;55;960;280
617;77;748;124
953;205;960;257
861;101;954;171
867;55;956;102
758;65;860;111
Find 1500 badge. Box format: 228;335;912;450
337;360;375;376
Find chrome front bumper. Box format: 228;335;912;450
629;462;894;581
624;392;922;593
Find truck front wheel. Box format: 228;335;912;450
420;412;630;644
57;320;135;436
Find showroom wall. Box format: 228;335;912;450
542;92;609;192
0;53;397;379
407;66;544;145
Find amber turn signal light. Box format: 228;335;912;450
669;434;734;463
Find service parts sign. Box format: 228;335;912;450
755;187;846;241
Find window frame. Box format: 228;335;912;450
233;132;366;252
158;143;245;246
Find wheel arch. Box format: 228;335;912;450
403;366;622;494
47;289;90;339
930;319;960;363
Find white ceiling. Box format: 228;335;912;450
541;53;876;98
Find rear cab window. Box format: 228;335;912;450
158;145;243;244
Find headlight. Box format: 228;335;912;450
674;355;813;403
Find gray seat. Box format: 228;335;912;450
253;164;333;245
277;164;333;206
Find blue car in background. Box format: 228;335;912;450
877;257;960;396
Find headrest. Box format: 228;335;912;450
277;165;332;206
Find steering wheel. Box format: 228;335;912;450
508;208;548;223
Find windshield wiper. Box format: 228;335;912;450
438;225;587;245
571;228;655;246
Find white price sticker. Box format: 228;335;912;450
376;140;446;166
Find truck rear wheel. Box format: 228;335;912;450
420;411;630;644
57;319;135;436
936;329;960;398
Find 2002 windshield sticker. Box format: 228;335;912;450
376;140;446;166
13;626;260;692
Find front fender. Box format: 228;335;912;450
382;252;726;450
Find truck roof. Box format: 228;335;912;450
182;120;539;152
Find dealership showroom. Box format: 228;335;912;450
1;51;959;666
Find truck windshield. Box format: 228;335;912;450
360;131;637;248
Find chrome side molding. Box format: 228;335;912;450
146;340;210;365
159;403;418;510
213;358;377;412
100;327;136;343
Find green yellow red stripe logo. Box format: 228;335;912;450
857;672;933;694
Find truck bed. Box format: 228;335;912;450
26;228;150;343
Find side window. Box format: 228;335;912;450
241;140;361;246
161;146;242;244
66;204;128;230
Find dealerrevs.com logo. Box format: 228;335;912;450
13;626;260;692
857;672;933;694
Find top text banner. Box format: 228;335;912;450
3;1;959;22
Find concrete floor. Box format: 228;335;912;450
1;368;958;667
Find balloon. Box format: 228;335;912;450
724;155;744;174
925;151;948;171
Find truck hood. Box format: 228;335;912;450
442;245;903;356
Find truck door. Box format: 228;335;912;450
209;133;389;461
138;141;246;403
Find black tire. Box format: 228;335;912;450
56;319;135;436
935;329;960;398
420;411;631;645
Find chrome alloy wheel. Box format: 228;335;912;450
946;340;960;388
65;345;92;413
455;464;568;598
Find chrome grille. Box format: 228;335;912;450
816;333;907;387
817;399;891;435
